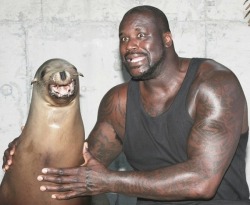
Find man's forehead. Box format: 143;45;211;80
119;12;156;30
123;10;155;22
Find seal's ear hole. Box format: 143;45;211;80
31;78;38;85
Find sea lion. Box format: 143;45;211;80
0;59;90;205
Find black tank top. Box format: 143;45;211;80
123;58;250;203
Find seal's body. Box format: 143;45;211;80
0;59;90;205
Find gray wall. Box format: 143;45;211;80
0;0;250;203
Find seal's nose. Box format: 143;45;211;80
60;71;67;81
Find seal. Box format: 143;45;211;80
0;59;90;205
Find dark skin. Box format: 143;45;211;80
3;9;249;201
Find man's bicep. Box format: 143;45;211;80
87;121;123;167
86;85;126;166
187;76;245;178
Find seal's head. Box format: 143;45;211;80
31;58;83;106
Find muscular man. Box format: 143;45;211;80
3;5;249;204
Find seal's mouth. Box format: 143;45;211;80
49;80;75;98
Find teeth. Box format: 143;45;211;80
129;56;145;63
49;81;75;98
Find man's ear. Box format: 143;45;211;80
163;32;173;48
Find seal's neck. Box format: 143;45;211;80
22;95;83;140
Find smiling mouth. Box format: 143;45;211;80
126;56;146;63
125;51;147;60
49;80;75;98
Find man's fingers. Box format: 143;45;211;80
40;184;75;192
7;141;16;156
10;148;15;155
2;150;13;170
40;183;83;191
3;165;9;171
41;167;78;176
51;191;82;200
39;184;86;200
37;175;79;184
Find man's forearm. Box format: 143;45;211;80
106;162;216;201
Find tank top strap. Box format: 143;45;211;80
170;58;207;110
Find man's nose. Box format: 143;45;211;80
126;38;138;51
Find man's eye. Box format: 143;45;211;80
121;37;129;42
138;33;145;38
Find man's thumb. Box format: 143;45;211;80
82;142;90;166
83;141;88;153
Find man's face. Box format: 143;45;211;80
119;12;165;80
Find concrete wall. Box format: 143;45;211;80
0;0;249;202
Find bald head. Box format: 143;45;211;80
120;5;171;33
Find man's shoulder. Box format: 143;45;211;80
196;58;237;84
100;81;129;109
107;81;129;97
188;58;244;109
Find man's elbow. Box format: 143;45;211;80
192;180;219;200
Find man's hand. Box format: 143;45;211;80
37;142;111;200
2;137;19;171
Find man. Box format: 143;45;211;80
3;5;250;204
